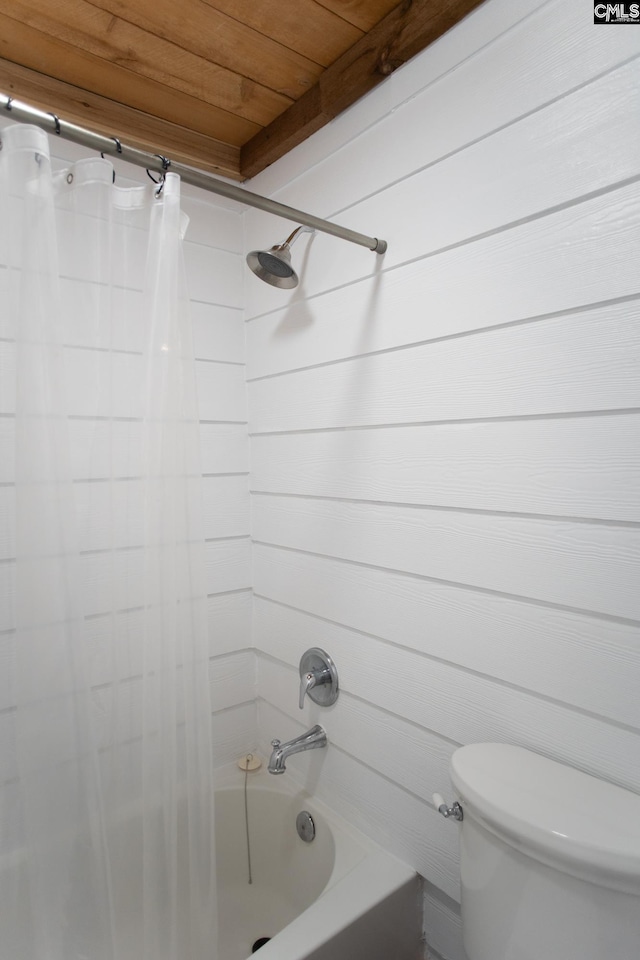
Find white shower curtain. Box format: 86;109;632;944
0;124;216;960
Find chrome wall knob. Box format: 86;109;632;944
298;648;339;710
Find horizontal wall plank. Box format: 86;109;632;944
0;418;10;484
5;206;240;309
181;196;243;254
88;591;253;680
52;207;148;285
209;650;255;713
202;476;250;539
249;300;640;429
0;589;252;712
197;361;246;423
0;709;18;787
253;495;640;621
190;302;245;364
0;537;250;632
423;885;464;960
205;538;251;596
0;561;15;632
81;591;253;686
0;629;13;708
200;423;249;475
212;700;257;769
196;362;247;421
0;344;246;423
0;475;249;559
250;414;640;522
256;699;460;900
253;549;640;729
60;279;145;351
254;598;640;794
207;590;252;658
72;475;249;550
246;181;640;379
0;649;255;785
0;420;248;484
84;650;255;753
57;349;140;420
80;537;251;615
0;490;12;561
9;210;240;299
246;55;640;310
183;243;243;309
2;284;243;366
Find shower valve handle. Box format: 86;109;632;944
299;671;319;710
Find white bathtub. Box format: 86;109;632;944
2;764;420;960
215;763;421;960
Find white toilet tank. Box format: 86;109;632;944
450;744;640;960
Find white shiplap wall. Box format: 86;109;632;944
0;130;254;811
180;181;255;766
243;1;640;957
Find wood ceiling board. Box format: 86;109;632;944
199;0;366;67
0;58;243;179
0;17;261;146
240;0;487;178
9;0;293;126
88;0;326;99
315;0;404;31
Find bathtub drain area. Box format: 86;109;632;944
251;937;272;952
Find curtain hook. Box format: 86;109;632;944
100;151;117;183
48;113;61;136
147;154;171;198
5;97;13;111
98;138;122;183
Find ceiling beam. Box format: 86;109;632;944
239;0;486;180
0;58;242;180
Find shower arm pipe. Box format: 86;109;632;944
282;225;314;247
0;94;387;254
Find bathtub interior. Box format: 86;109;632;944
214;762;421;960
215;773;340;959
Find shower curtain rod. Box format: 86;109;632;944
0;94;387;254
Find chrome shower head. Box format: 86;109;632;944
246;243;298;288
246;226;313;289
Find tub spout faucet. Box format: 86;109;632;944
268;725;327;775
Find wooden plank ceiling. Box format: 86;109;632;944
0;0;485;181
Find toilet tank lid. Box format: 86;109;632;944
451;744;640;885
